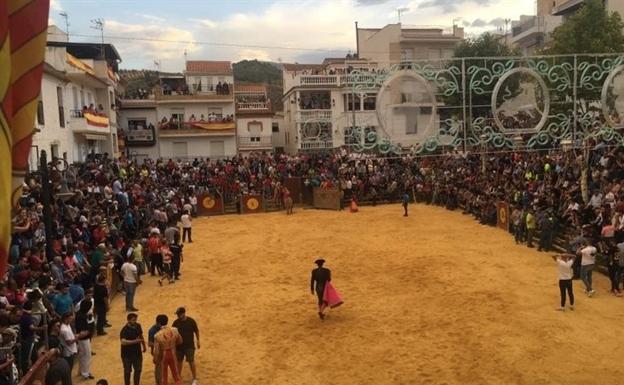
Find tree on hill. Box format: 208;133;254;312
233;60;282;85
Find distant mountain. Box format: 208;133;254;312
233;60;282;85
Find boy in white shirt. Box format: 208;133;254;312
578;243;597;296
552;253;576;311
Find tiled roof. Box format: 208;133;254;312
185;60;232;74
235;83;267;94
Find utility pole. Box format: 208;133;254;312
504;18;511;46
39;151;54;261
90;18;105;60
59;11;69;41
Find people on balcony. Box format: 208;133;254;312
199;114;206;122
189;114;197;123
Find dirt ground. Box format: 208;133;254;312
88;204;624;385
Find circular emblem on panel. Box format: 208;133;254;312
202;196;216;209
499;207;507;223
246;197;260;210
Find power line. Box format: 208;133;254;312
48;32;352;53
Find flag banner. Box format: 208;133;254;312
0;0;50;278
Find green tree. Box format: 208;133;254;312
454;33;518;58
546;0;624;54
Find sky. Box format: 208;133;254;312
48;0;535;72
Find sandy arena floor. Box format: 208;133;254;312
88;204;624;385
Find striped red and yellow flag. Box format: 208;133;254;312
0;0;49;277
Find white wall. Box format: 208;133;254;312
159;136;237;159
31;72;73;167
236;116;273;136
119;107;160;160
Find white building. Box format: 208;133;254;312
356;23;464;68
510;15;562;56
119;61;237;160
545;0;624;18
31;26;122;168
281;59;381;153
235;83;280;154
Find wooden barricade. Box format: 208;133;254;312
197;194;224;216
283;177;303;203
313;187;341;210
18;350;53;385
242;195;265;214
497;201;510;231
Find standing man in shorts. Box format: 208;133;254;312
172;307;199;385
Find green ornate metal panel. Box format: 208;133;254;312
344;54;624;154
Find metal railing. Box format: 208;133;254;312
237;102;268;110
300;140;334;150
297;110;332;121
297;74;377;87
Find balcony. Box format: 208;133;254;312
300;140;334;150
159;121;236;137
70;109;110;135
125;129;156;146
293;74;378;88
238;135;272;148
236;102;270;112
296;110;332;122
154;85;234;102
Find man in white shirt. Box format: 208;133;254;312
181;211;192;243
578;243;597;296
121;255;140;312
60;313;78;370
553;253;576;311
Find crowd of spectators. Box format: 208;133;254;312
7;143;624;381
159;113;234;130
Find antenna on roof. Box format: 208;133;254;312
397;7;409;23
59;12;69;42
184;49;188;67
90;18;105;60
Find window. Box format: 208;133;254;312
364;126;376;144
72;87;78;110
272;122;279;133
344;94;361;111
51;144;59;159
128;118;147;130
36;100;44;125
56;87;65;128
363;94;376;110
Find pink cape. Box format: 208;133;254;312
323;282;344;308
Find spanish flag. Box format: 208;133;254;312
0;0;50;277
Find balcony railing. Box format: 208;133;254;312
69;109;109;133
300;140;334;150
125;129;155;145
297;110;332;122
295;74;378;88
237;102;269;110
155;85;233;100
238;135;272;147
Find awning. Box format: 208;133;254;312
83;133;108;141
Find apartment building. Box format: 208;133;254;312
119;61;237;160
235;83;280;154
31;26;122;167
356;23;464;67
